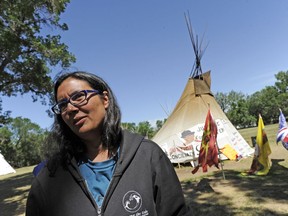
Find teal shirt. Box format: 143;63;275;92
78;154;117;207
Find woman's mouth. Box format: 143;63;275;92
73;116;86;126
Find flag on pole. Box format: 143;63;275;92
192;109;219;174
276;109;288;151
255;114;271;175
242;114;271;176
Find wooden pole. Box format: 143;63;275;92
208;103;225;180
216;140;226;180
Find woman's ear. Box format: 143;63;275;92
102;91;109;108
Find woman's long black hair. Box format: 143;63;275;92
48;71;122;168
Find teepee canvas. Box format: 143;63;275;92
152;71;254;164
152;14;254;164
0;153;16;175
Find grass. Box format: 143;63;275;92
177;123;288;215
1;123;288;216
238;123;278;147
0;166;34;216
179;157;288;215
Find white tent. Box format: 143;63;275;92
152;16;254;165
152;71;254;164
0;153;16;175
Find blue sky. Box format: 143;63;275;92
2;0;287;129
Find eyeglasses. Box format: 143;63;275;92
52;89;101;114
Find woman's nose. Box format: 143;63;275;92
66;103;79;113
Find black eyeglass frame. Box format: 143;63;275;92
51;89;101;115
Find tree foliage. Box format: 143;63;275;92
121;122;137;132
0;125;14;163
0;0;75;123
122;121;156;139
0;117;47;167
0;97;11;125
137;121;154;138
275;71;288;93
247;86;279;124
215;71;288;127
215;92;229;113
227;99;256;128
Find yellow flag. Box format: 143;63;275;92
256;115;272;175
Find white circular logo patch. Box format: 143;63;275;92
122;190;142;213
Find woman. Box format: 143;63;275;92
26;71;190;216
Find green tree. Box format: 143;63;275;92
0;125;16;166
41;130;59;160
227;99;256;128
215;91;246;114
121;122;137;132
274;71;288;115
275;71;288;93
155;119;166;133
13;117;45;166
0;98;11;125
0;0;75;123
4;117;46;167
136;121;154;139
215;90;251;128
215;92;229;112
248;86;279;124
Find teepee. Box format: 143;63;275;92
152;14;254;164
0;152;16;175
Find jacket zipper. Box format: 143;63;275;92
82;179;102;216
99;159;121;215
70;159;104;216
97;207;101;216
99;177;113;215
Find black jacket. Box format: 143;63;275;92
26;130;190;216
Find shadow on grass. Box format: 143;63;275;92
1;160;287;216
0;172;34;216
182;159;288;216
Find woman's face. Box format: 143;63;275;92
56;77;109;141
